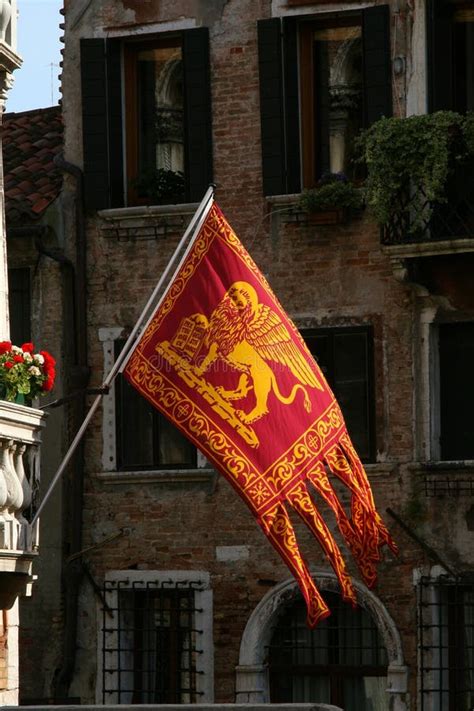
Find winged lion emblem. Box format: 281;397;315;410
194;281;323;423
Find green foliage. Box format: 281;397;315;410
134;168;185;205
356;111;474;225
299;175;364;213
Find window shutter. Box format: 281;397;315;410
106;39;124;209
258;18;286;196
362;5;392;126
283;18;301;194
182;27;213;203
8;268;31;344
426;0;454;111
80;38;124;210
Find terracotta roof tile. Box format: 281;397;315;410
3;106;63;223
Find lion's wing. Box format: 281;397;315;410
246;305;322;390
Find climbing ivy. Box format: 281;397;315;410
356;111;474;225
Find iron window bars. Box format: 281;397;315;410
102;578;205;704
418;574;474;711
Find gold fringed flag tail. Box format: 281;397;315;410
124;202;397;627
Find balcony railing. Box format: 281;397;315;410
382;161;474;246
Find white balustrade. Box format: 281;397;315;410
0;401;45;555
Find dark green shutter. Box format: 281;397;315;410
182;27;213;203
283;18;301;194
362;5;393;126
80;38;124;210
426;0;454;111
258;18;286;196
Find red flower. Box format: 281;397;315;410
21;342;34;353
0;341;12;355
13;354;24;363
4;361;14;369
40;350;56;368
42;376;54;392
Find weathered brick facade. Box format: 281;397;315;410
19;0;474;709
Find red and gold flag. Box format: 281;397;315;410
124;202;397;627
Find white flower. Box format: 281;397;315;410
28;366;41;377
12;345;22;354
34;354;44;365
23;352;33;363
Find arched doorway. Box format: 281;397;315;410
236;573;408;711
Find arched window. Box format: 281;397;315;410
268;592;389;711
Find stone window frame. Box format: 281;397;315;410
96;327;213;483
416;303;474;464
96;569;214;704
235;572;408;710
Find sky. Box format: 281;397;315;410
6;0;62;114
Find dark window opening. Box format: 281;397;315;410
438;322;474;460
418;575;474;711
299;16;364;186
268;592;388;710
125;37;185;206
304;326;375;462
102;580;204;704
115;341;196;470
8;268;31;345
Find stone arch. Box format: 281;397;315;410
236;572;408;710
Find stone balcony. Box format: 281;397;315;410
0;399;46;609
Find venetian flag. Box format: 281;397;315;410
124;202;397;627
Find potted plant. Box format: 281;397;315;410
355;111;474;230
133;168;185;205
0;341;56;405
299;172;364;224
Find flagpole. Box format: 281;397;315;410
31;186;215;527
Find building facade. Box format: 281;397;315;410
19;0;474;709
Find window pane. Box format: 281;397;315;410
118;378;155;468
439;323;474;460
305;328;373;461
301;21;363;183
8;268;31;345
269;593;387;708
158;415;196;467
453;18;474;112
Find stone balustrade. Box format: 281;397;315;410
0;400;46;609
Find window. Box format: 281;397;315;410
80;28;212;210
8;268;31;344
124;37;185;205
437;322;474;461
304;326;375;462
418;574;474;711
115;341;196;470
427;0;474;112
257;6;392;195
101;572;213;704
268;592;388;710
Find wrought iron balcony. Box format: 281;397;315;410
381;161;474;247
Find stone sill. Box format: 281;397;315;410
364;462;397;477
0;399;46;443
408;460;474;472
97;202;199;240
0;549;37;574
95;468;216;485
382;237;474;260
98;202;199;220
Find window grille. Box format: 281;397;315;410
418;575;474;711
102;579;205;704
268;592;388;710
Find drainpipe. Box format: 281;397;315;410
50;155;89;701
